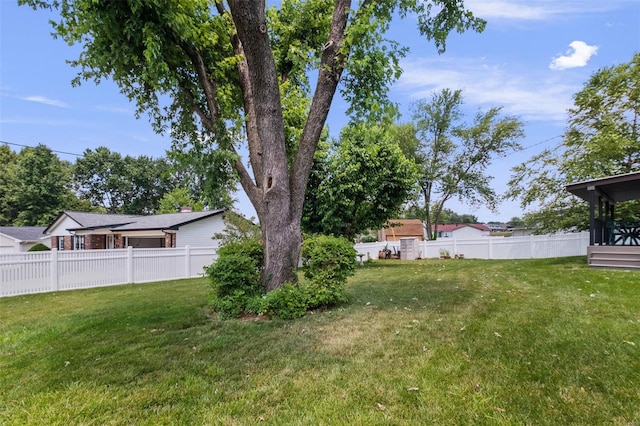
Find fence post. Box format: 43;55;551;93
127;246;134;283
50;249;59;292
185;245;191;278
488;237;493;259
530;235;535;258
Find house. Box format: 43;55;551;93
379;219;425;241
431;223;491;239
44;210;226;250
0;227;49;253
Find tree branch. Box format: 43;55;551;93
290;0;352;217
215;1;264;187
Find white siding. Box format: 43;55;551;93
450;227;487;239
0;234;19;253
175;214;225;247
48;216;81;236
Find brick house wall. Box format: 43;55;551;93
164;233;176;248
85;235;105;250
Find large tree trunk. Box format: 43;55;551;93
227;0;350;292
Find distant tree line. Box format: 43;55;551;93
0;144;214;227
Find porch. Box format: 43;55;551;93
566;172;640;269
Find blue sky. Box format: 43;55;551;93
1;1;639;222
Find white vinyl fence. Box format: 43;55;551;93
1;233;590;298
0;246;218;298
354;232;590;261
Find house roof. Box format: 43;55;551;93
45;209;226;234
112;210;225;231
384;219;424;237
566;171;640;203
0;226;47;242
432;223;491;232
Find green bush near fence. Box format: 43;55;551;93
206;234;357;319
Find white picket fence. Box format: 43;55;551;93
354;232;590;261
0;246;218;298
1;233;590;298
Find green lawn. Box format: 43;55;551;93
1;257;639;425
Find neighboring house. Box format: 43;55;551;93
44;210;226;250
487;223;509;232
0;227;49;253
431;223;491;239
379;219;425;241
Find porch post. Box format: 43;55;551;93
588;187;596;246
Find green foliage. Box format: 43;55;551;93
206;239;264;319
300;234;356;307
359;235;378;243
0;145;18;226
208;234;356;319
28;243;51;252
156;187;203;213
508;53;640;232
13;145;78;226
259;282;310;320
406;89;524;238
21;0;485;291
213;211;261;246
74;147;175;214
302;122;418;239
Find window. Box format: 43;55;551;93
57;237;65;251
73;235;85;250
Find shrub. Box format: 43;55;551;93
28;243;50;252
301;234;357;307
207;234;357;319
259;283;309;319
206;239;264;318
360;235;378;243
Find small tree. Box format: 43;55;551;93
302;122;418;240
405;89;524;239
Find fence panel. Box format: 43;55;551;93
0;252;51;297
57;249;129;291
0;246;218;298
354;232;589;261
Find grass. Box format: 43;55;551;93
1;256;639;425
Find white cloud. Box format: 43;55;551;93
20;95;69;108
94;105;133;114
395;57;579;122
549;41;598;70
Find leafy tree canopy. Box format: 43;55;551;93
402;89;524;239
73;146;175;214
302;121;418;239
22;0;485;290
508;53;640;232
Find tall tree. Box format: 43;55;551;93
23;0;485;291
13;145;76;226
407;89;524;238
74;147;174;214
73;147;131;214
0;145;19;226
407;88;462;237
508;53;640;232
302;122;417;239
